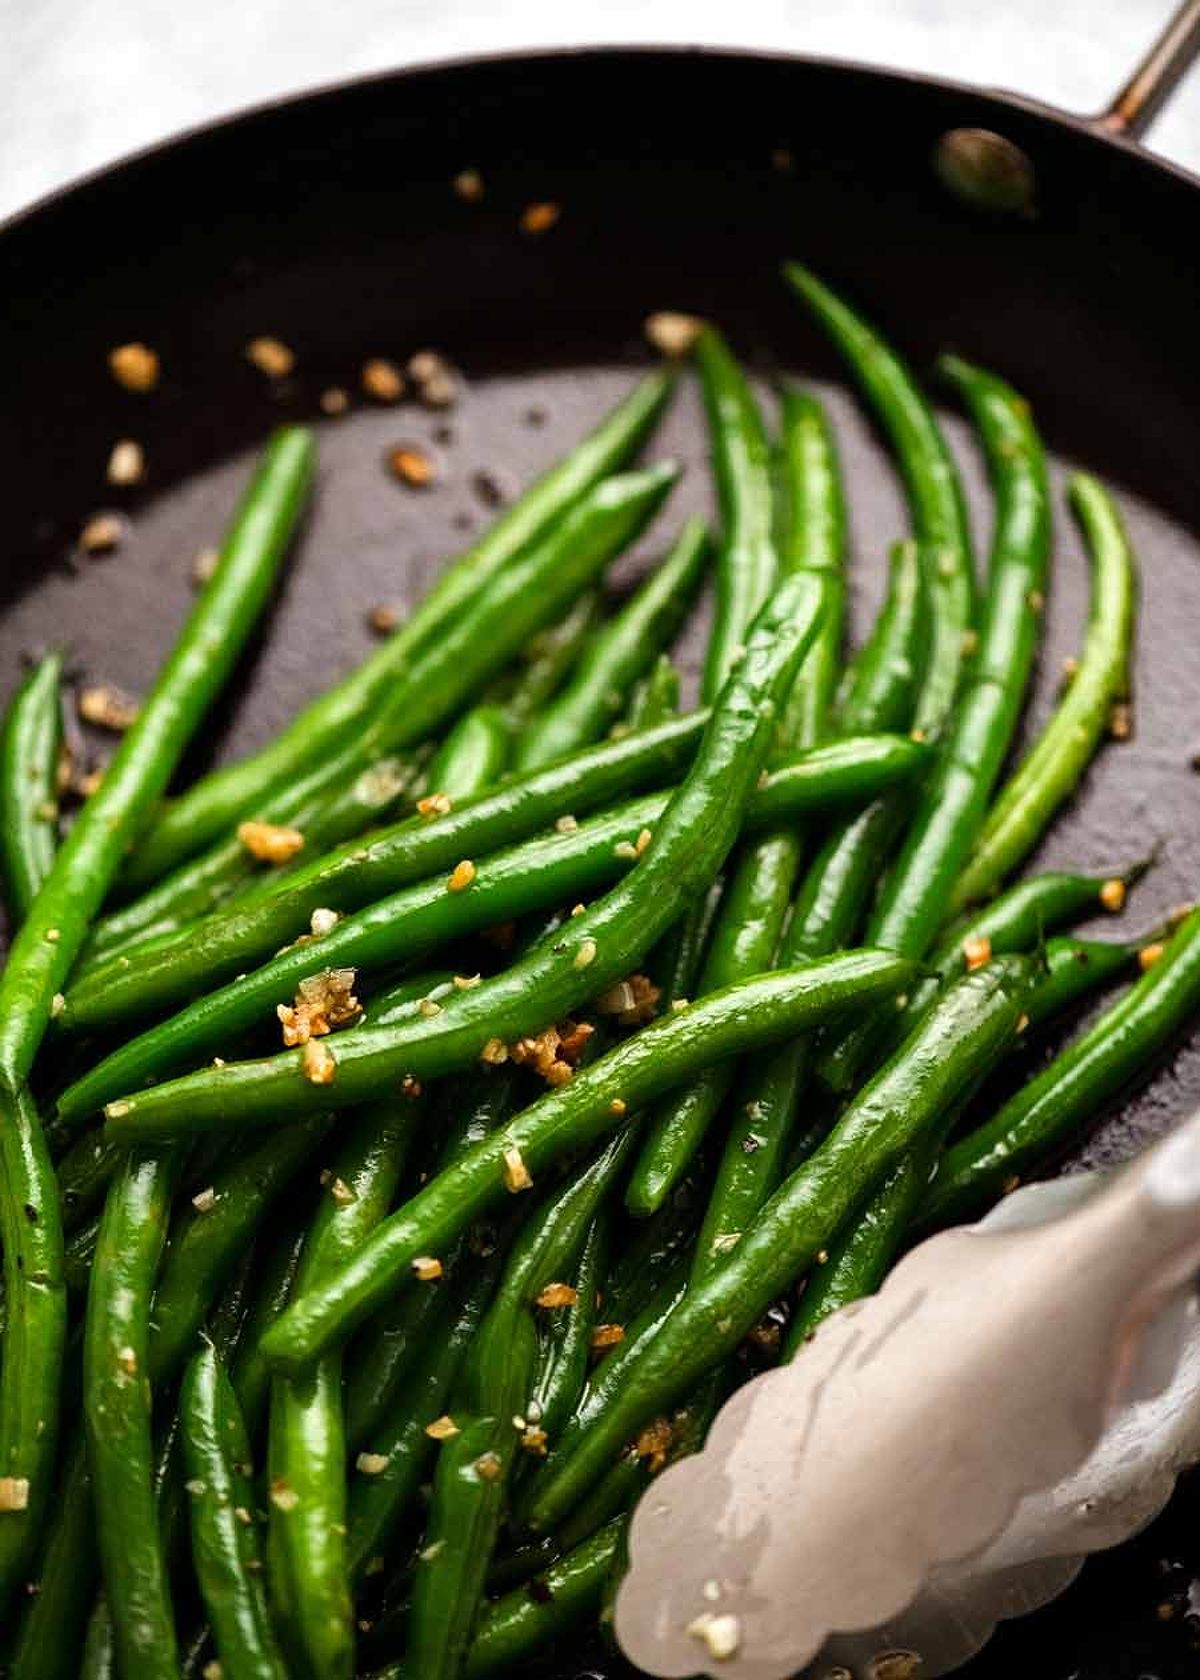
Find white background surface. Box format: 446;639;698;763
2;0;1200;222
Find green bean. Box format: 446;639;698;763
782;934;1138;1357
79;1599;115;1680
57;1129;124;1232
0;652;63;925
526;957;1031;1530
97;571;831;1138
7;1432;96;1680
86;748;422;961
343;1070;518;1453
266;1095;423;1679
180;1345;286;1680
83;1146;183;1677
257;951;912;1369
834;538;925;734
407;1133;634;1680
230;1223;310;1443
774;386;846;744
427;707;512;799
624;653;681;731
516;517;709;769
783;263;974;731
624;830;801;1215
464;1518;624;1678
952;472;1138;908
149;1116;332;1381
636;387;847;1221
346;1256;499;1582
917;908;1200;1233
127;373;675;884
527;1213;605;1443
494;593;605;727
0;433;313;1607
820;357;1050;1094
62;728;925;1057
696;328;777;701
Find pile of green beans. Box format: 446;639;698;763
6;267;1188;1680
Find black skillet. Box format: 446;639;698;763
4;5;1200;1675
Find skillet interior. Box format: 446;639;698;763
2;46;1200;1676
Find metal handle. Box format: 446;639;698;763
1095;0;1200;140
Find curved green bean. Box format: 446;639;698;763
180;1345;286;1680
624;653;680;730
526;957;1032;1530
126;370;675;884
696;328;777;701
0;651;63;925
426;706;512;800
516;517;708;769
952;471;1138;908
918;907;1200;1232
783;263;974;731
494;592;605;727
464;1518;624;1678
83;1146;183;1678
97;570;831;1137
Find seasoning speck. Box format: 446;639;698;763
368;603;399;635
0;1477;30;1512
109;342;159;391
237;820;305;864
389;445;437;487
191;548;219;587
417;792;453;819
503;1143;533;1193
1100;877;1127;913
302;1039;337;1085
448;859;476;892
191;1186;217;1214
269;1480;300;1512
453;168;484;202
310;907;340;937
356;1452;390;1475
362;359;405;402
1140;941;1166;972
963;933;991;972
79;513;126;556
644;311;705;357
79;684;139;733
330;1177;355;1206
686;1611;741;1661
412;1256;443;1281
425;1415;459;1440
107;439;145;486
453;973;482;991
536;1282;579;1309
591;1323;625;1351
520;201;561;235
246;337;295;379
573;937;597;970
320;387;350;416
474;1451;503;1481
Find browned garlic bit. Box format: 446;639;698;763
191;1186;217;1214
330;1177;355;1206
1140;941;1167;972
0;1476;30;1512
474;1452;503;1481
963;934;992;972
356;1452;390;1475
447;859;476;892
78;684;140;733
425;1414;459;1440
510;1019;594;1087
237;819;305;864
453;168;484;202
502;1143;533;1193
362;359;405;402
596;973;661;1026
519;1425;549;1456
635;1416;674;1474
1110;701;1133;741
191;547;220;587
520;201;561;235
320;387;351;416
643;312;705;357
591;1323;625;1352
106;439;145;486
368;602;399;635
108;342;159;392
417;791;453;819
79;512;126;556
409;350;459;409
412;1256;443;1281
277;967;360;1046
686;1611;742;1662
269;1479;299;1511
246;337;295;378
301;1039;337;1085
388;445;437;487
535;1282;579;1309
1100;877;1127;913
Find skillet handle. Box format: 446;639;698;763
1095;0;1200;141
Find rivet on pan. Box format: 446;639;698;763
933;128;1036;216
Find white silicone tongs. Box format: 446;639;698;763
615;1111;1200;1679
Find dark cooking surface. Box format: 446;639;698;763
3;45;1200;1677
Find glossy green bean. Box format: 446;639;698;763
127;371;675;884
494;592;605;727
820;357;1050;1093
834;539;925;734
516;517;709;769
83;1146;183;1678
528;1212;605;1443
149;1116;331;1381
98;570;831;1138
624;653;680;730
918;908;1200;1232
464;1518;624;1678
783;263;974;731
0;651;63;925
266;1096;423;1679
427;706;512;799
774;386;846;745
696;328;777;701
526;957;1031;1530
7;1431;96;1680
408;1133;634;1679
256;951;912;1369
180;1345;287;1680
346;1257;498;1582
952;472;1138;908
230;1223;310;1443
